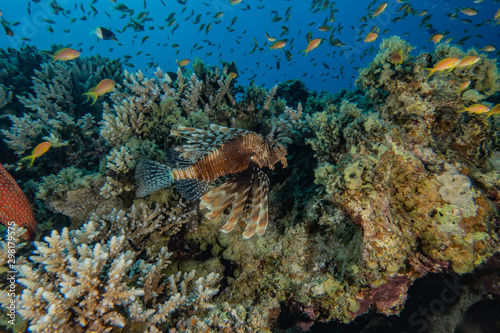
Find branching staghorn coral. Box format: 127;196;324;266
15;219;219;332
181;73;203;115
0;84;12;109
89;201;188;251
1;54;122;157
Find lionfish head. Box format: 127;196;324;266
256;138;288;170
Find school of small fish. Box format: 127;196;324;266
0;0;498;86
0;0;499;240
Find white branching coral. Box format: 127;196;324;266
181;73;203;114
0;83;12;108
129;268;220;332
17;223;140;332
16;219;219;332
90;202;186;249
276;102;310;145
2;57;121;155
263;85;278;111
208;68;235;109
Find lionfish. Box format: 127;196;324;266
136;124;287;238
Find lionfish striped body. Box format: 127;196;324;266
136;124;287;238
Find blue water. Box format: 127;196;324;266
1;0;499;93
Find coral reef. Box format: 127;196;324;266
7;219;219;333
0;37;499;332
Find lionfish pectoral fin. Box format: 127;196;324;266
221;182;252;233
135;159;174;198
256;185;269;236
176;179;208;202
200;181;239;220
243;169;270;238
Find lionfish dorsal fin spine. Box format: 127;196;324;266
171;124;250;162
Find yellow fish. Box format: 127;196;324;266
457;81;470;92
460;8;478;16
364;32;378;43
301;38;321;56
269;40;287;50
42;48;80;62
424;57;461;77
20;142;51;168
457;104;490;114
429;33;444;44
372;2;388;18
83;79;115;106
177;59;190;67
454;56;480;68
265;31;276;42
486;104;500;118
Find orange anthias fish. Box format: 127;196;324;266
364;32;378;43
424;57;461;77
486;104;500;118
177;59;190;67
136;124;287;238
269;40;287;50
42;47;81;62
19;141;51;168
372;2;388;18
301;38;321;56
0;164;37;240
460;8;478;16
83;79;115;106
430;33;444;44
457;81;471;92
457;104;490;114
454;56;480;68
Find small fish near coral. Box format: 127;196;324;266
42;47;81;62
136;124;287;238
18;141;51;169
83;79;116;106
0;164;37;240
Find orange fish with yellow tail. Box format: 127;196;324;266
42;48;80;62
19;141;51;168
424;57;461;77
83;79;115;106
0;164;37;240
301;38;322;56
136;124;287;238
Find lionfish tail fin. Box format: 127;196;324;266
243;168;269;238
135;159;174;198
